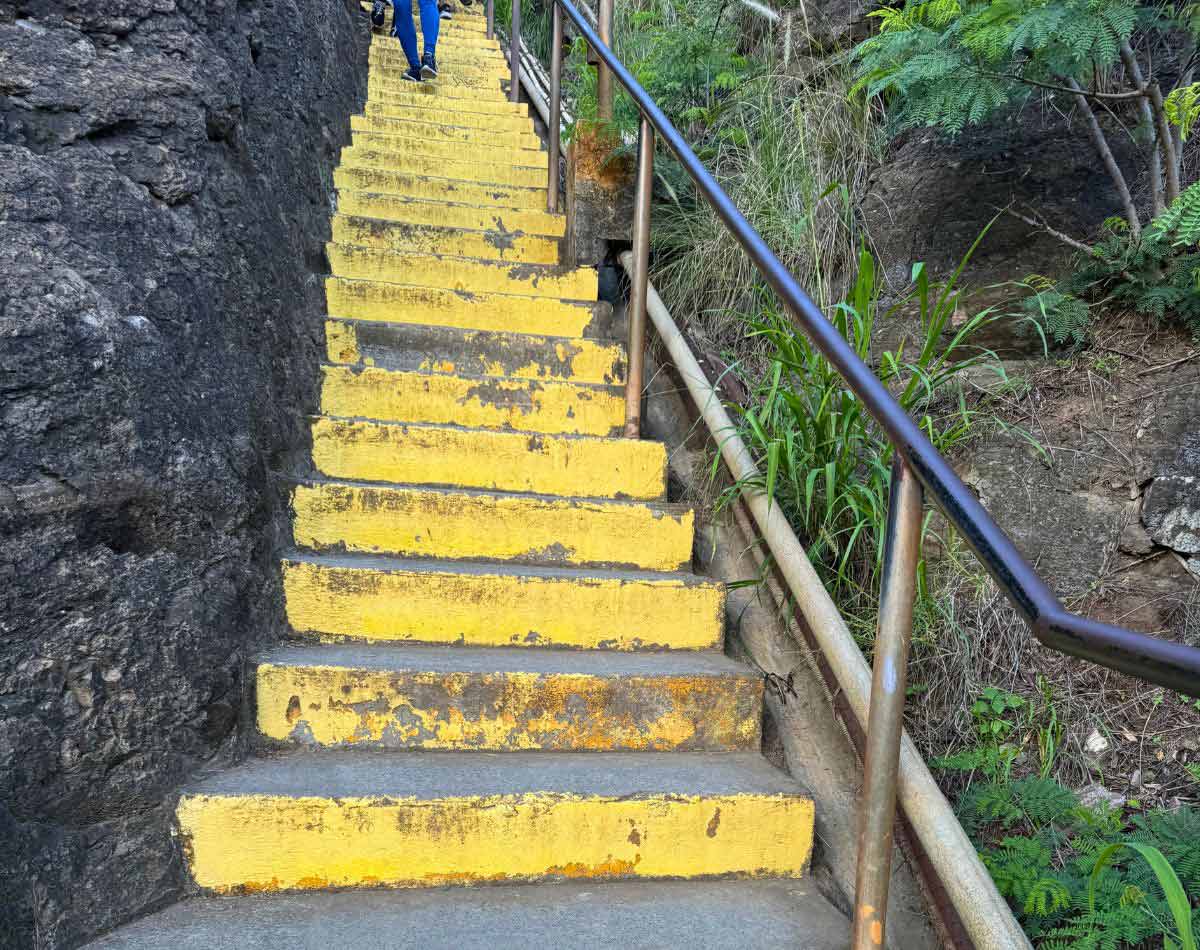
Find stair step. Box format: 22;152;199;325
373;32;499;49
348;114;539;150
364;85;529;115
310;417;666;499
319;364;622;435
282;553;722;650
86;880;847;950
340;147;545;190
331;214;559;264
335;164;544;209
325;277;606;337
362;102;528;132
327;245;595;301
337;188;561;237
369;69;506;90
370;50;508;75
348;130;546;169
175;750;814;892
255;643;761;751
323;319;625;385
290;480;695;570
363;78;511;103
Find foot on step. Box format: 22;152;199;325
421;50;439;78
402;64;422;82
438;1;453;18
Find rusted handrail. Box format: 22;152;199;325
511;2;1200;945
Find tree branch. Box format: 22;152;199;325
1001;206;1096;255
987;71;1149;100
1065;76;1142;238
1147;81;1181;203
1119;40;1165;216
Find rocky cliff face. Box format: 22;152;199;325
0;0;366;945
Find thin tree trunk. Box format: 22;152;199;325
1147;81;1181;203
1119;41;1165;216
1065;76;1142;237
1174;52;1194;188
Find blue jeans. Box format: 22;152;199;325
392;0;439;69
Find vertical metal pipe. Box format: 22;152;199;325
508;0;521;102
853;455;924;950
486;0;494;39
547;2;563;213
596;0;614;121
624;114;653;439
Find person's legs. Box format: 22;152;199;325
416;0;440;59
390;0;420;70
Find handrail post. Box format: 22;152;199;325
508;0;521;102
547;1;563;213
853;455;924;950
486;0;494;39
597;0;614;121
624;114;652;438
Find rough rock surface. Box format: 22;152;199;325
0;0;366;946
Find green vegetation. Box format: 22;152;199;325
940;756;1200;947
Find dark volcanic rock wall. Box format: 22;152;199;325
0;0;366;945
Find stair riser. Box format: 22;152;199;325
323;319;625;385
349;131;547;169
319;365;624;437
311;419;665;498
332;215;559;265
365;87;528;115
340;149;546;189
370;52;509;76
369;70;506;90
282;559;722;650
257;663;761;752
291;483;695;571
363;79;510;102
328;245;594;301
177;792;813;892
335;166;543;208
362;103;527;132
335;191;563;237
325;278;604;337
348;115;539;149
372;34;499;49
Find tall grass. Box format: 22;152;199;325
719;240;1007;636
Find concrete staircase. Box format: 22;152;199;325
90;6;838;946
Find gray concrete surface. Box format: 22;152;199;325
87;880;849;949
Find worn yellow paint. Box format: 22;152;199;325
365;87;529;116
341;148;546;189
177;791;813;892
324;320;360;365
363;79;511;103
319;364;623;436
335;165;544;208
331;215;559;265
327;245;597;301
325;278;596;336
335;190;564;237
291;482;695;570
360;104;528;134
349;131;546;171
257;663;760;751
310;417;666;498
369;52;509;78
347;114;540;150
282;558;723;649
321;320;624;384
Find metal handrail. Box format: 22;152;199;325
509;2;1200;946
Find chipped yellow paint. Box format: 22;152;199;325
325;278;596;336
347;114;541;150
331;215;559;265
364;78;511;103
291;482;695;570
177;791;813;892
360;104;528;134
282;558;724;649
324;320;359;365
257;663;761;751
350;130;546;169
310;418;666;499
319;364;623;436
341;148;546;190
327;245;597;301
335;190;564;238
364;88;530;116
335;163;544;208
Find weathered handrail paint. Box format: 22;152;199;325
533;0;1200;695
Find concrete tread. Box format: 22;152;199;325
313;414;656;445
87;881;848;949
185;749;807;798
260;642;752;678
